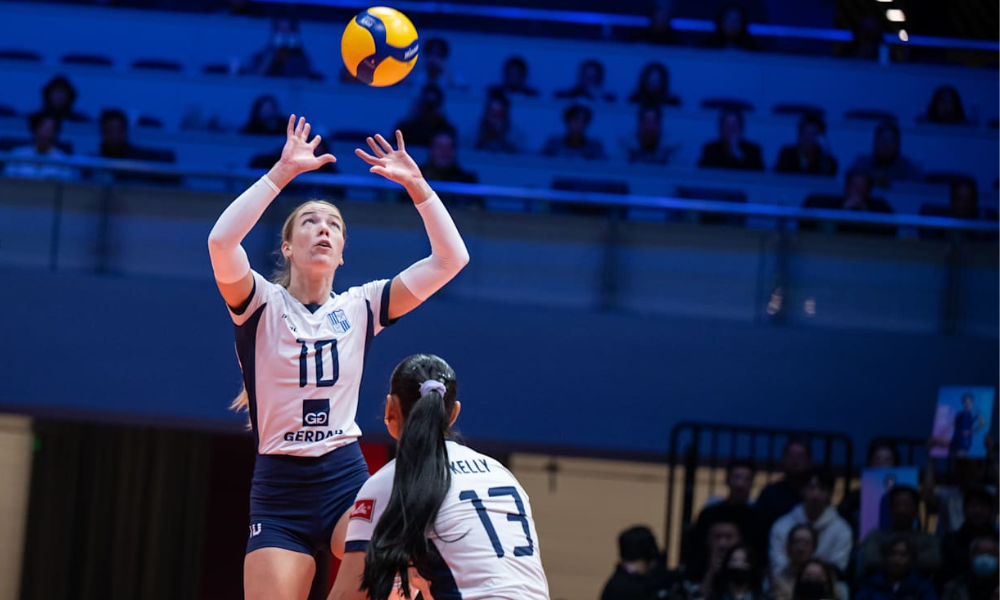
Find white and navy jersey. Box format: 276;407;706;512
345;441;550;600
230;270;394;456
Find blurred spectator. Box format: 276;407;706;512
394;84;456;147
947;178;983;220
770;525;818;600
774;114;838;177
941;535;999;600
242;15;315;79
840;14;884;61
838;440;901;539
248;132;340;198
857;486;941;578
698;109;765;171
623;103;680;165
38;75;89;123
848;121;921;187
408;37;468;91
922;85;969;125
691;520;744;600
241;94;285;136
628;62;681;107
473;91;525;153
791;560;840;600
705;4;755;51
756;437;813;532
541;104;606;160
922;453;996;537
938;489;998;586
769;468;853;575
3;113;77;181
632;0;680;45
97;108;178;184
555;59;616;103
919;179;998;242
855;538;938;600
684;460;762;581
487;55;539;98
801;170;896;236
710;545;765;600
420;128;481;209
599;525;676;600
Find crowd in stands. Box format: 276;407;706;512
599;437;1000;600
0;2;997;234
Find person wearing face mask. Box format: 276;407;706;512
939;492;999;588
709;544;764;600
942;536;1000;600
855;538;938;600
792;559;840;600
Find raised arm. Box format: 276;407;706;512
355;130;470;320
208;115;336;308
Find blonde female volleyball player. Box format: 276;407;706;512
207;115;469;600
327;353;550;600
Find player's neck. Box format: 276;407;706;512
287;273;335;305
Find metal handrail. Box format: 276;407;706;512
2;152;998;232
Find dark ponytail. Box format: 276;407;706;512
362;354;457;600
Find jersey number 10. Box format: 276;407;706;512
298;339;340;388
459;487;535;558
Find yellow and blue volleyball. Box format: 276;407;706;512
341;7;419;87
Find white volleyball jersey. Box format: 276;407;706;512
345;441;550;600
229;270;393;456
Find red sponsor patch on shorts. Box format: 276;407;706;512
350;499;375;521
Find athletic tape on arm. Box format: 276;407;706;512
398;194;470;301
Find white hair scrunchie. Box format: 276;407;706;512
420;379;447;397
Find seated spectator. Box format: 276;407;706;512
689;520;744;600
241;94;285;136
791;560;841;600
407;37;468;91
857;486;941;578
769;468;853;575
241;15;315;79
697;109;765;171
839;14;883;61
541;104;606;160
838;440;900;539
849;120;921;187
921;85;969;125
947;178;984;220
473;91;525;153
394;84;456;147
756;437;813;534
487;55;539;98
922;452;996;537
632;0;681;45
683;460;762;580
710;544;765;600
3;112;77;181
941;535;999;600
774;114;838;177
96;108;178;184
555;59;616;103
420;128;481;208
38;75;89;123
248;133;340;198
705;3;755;51
939;489;998;587
855;538;938;600
600;525;677;600
801;170;896;236
919;179;998;242
628;62;681;107
770;525;818;600
623;103;680;165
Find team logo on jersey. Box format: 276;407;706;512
328;309;351;334
350;499;375;521
302;398;330;427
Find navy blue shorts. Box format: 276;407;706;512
246;442;370;556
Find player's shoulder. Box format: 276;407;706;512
446;441;513;475
250;269;285;297
338;278;390;302
358;458;397;498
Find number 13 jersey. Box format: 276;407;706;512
229;270;394;456
345;440;550;600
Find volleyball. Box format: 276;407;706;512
341;7;419;87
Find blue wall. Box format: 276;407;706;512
2;267;995;459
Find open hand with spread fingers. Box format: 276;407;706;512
355;130;425;191
278;114;337;176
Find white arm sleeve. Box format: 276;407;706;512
207;175;280;283
398;194;470;301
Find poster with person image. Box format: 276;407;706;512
929;386;995;459
860;466;919;541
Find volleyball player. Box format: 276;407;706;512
207;115;469;600
327;353;550;600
